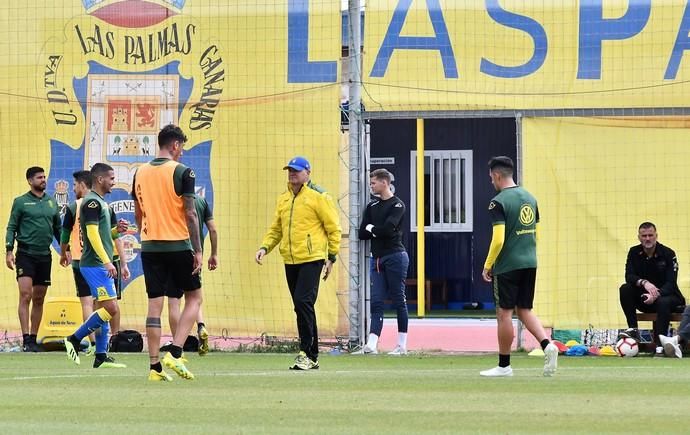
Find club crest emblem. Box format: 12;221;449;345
46;0;221;290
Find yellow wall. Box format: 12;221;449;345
523;117;690;328
0;0;347;338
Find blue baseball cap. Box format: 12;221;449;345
283;156;311;171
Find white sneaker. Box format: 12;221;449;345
351;345;378;355
387;346;407;355
659;335;683;359
543;343;558;377
480;366;513;377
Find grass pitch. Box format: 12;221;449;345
0;352;688;434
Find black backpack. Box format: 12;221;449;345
183;335;199;352
109;330;144;352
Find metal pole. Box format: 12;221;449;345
362;124;371;344
416;119;425;318
348;0;364;346
515;113;524;349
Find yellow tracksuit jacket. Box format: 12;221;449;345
261;181;341;265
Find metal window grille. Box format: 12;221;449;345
410;150;473;232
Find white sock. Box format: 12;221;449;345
367;333;379;350
398;332;407;349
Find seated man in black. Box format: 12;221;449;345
619;222;685;355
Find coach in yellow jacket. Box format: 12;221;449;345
255;156;341;370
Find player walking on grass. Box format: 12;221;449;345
63;163;126;369
60;170;130;355
132;124;203;381
5;166;61;352
480;156;558;377
355;169;409;355
164;193;218;356
255;156;341;370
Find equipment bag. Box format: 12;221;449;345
109;329;144;352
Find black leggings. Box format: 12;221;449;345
619;283;684;344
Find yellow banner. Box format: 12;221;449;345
364;0;690;111
523;117;690;329
0;0;345;338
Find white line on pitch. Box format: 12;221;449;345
0;365;680;382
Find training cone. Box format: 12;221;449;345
552;340;569;353
528;348;545;356
599;345;618;356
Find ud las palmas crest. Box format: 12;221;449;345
49;0;215;289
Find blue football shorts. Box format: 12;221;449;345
79;265;117;301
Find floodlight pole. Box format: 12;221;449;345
348;0;366;347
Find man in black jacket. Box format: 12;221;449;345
619;222;686;354
356;169;409;355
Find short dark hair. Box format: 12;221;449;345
26;166;44;179
72;170;92;189
639;221;657;231
90;163;114;180
158;124;187;149
488;156;514;176
370;168;393;184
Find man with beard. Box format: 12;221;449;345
5;166;61;352
619;222;685;356
63;163;127;369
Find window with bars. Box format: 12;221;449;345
410;150;473;232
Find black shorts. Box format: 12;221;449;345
141;251;201;299
493;268;537;309
73;266;91;298
15;252;52;286
162;272;203;300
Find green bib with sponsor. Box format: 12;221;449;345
491;186;538;274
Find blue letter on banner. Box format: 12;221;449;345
287;0;337;83
577;0;651;79
480;0;548;78
370;0;457;78
665;1;690;79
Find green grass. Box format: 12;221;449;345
0;352;688;434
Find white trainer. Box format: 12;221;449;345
543;343;558;377
387;346;407;355
659;335;683;359
351;345;378;355
480;366;513;377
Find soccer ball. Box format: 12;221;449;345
615;337;639;357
